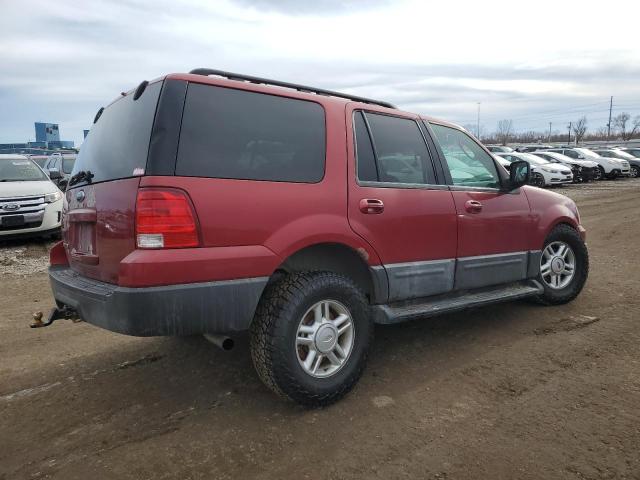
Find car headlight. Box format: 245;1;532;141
44;191;62;203
541;167;559;173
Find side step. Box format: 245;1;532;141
372;280;543;325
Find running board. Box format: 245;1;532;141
372;280;543;325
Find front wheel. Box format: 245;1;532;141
631;165;639;178
530;172;546;188
597;166;606;180
535;224;589;305
250;271;373;406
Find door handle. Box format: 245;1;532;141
359;198;384;214
465;200;483;213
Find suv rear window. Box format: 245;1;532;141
176;84;325;183
71;81;162;184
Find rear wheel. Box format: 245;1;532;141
535;224;589;305
250;271;373;406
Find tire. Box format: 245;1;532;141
534;224;589;305
631;165;639;178
250;271;373;407
530;172;546;188
597;166;606;180
592;167;602;181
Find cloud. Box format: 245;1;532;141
229;0;392;14
0;0;639;145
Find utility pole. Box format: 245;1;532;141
607;96;613;141
476;102;481;140
567;122;572;145
548;122;552;143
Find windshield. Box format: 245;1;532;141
0;158;48;182
574;148;599;159
62;157;75;173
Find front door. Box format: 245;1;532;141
347;107;458;302
428;122;533;290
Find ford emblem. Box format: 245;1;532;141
76;190;85;202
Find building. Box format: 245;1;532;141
35;122;61;143
0;122;76;154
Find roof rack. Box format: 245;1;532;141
189;68;396;109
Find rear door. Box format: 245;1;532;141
63;79;165;284
347;108;458;302
428;122;534;290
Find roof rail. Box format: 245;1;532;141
188;68;397;109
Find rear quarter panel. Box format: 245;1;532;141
133;98;381;286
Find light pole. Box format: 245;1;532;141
476;102;481;139
548;122;552;143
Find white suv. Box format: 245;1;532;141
0;155;63;239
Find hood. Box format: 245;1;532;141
539;162;572;173
575;160;599;168
0;180;60;198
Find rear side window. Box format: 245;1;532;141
357;112;436;184
176;84;325;183
72;81;162;184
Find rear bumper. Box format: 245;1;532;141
49;266;268;336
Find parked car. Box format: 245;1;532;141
495;152;573;187
486;145;514;153
532;151;600;182
516;144;554;153
546;147;627;179
591;149;638;178
43;154;76;190
28;155;49;168
620;147;640;158
46;69;589;406
0;154;63;239
492;154;512;171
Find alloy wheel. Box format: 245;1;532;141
540;241;576;290
531;173;545;188
295;300;355;378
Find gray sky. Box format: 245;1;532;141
1;0;639;146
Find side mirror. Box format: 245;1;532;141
48;168;62;180
505;160;529;190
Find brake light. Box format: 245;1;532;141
135;189;199;249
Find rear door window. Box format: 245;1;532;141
353;112;378;182
176;84;325;183
360;112;436;184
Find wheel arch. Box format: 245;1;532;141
272;242;387;304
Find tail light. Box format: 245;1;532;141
135;188;199;249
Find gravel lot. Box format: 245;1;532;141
1;179;639;480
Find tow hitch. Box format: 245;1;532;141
30;306;81;328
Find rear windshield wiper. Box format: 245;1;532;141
68;170;94;187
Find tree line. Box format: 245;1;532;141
467;112;640;145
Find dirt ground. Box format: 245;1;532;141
1;179;639;480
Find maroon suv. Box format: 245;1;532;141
47;69;589;406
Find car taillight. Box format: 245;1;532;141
135;188;199;249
